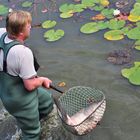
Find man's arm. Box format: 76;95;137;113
23;76;52;91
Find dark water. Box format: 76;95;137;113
1;0;140;140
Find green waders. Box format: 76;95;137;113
0;33;53;140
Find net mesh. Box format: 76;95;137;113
56;86;106;135
59;86;104;116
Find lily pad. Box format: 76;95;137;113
60;12;74;18
42;20;57;29
22;1;33;8
134;40;140;50
121;27;132;35
59;3;75;13
80;22;99;34
101;8;114;19
92;5;104;11
81;0;95;7
80;21;108;34
104;30;124;40
0;4;8;15
107;19;126;30
100;0;110;7
126;27;140;40
121;62;140;85
128;14;140;22
44;29;64;42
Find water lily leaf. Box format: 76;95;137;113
92;5;104;11
136;0;140;3
81;0;95;7
96;21;108;29
80;22;99;34
22;1;32;7
59;3;75;13
73;4;86;12
121;62;140;85
44;29;64;42
42;20;57;29
0;4;8;15
134;40;140;50
60;12;74;18
129;68;140;85
128;14;140;22
100;0;110;7
91;14;106;20
101;8;114;19
104;30;124;40
121;27;132;35
126;27;140;40
136;22;140;28
121;67;136;78
107;19;126;30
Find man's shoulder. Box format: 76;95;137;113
10;44;33;56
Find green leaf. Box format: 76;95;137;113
0;4;8;15
101;8;114;19
129;68;140;85
81;0;95;7
126;27;140;40
134;40;140;50
44;29;65;42
92;5;104;11
80;22;99;34
107;19;126;30
121;26;132;35
59;3;75;13
42;20;57;29
60;12;73;18
104;30;124;40
22;1;33;8
121;62;140;85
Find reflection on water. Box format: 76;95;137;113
1;0;140;140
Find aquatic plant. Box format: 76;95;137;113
0;4;9;15
43;29;64;42
1;0;140;85
42;20;57;29
21;1;33;8
121;62;140;85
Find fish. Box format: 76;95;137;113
66;100;104;126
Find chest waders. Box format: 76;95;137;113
0;33;53;140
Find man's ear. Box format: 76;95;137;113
19;32;23;36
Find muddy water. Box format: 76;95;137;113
1;0;140;140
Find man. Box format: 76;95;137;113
0;10;53;140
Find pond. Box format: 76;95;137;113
1;0;140;140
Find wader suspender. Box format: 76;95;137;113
0;32;20;72
0;32;40;72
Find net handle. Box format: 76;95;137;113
50;84;64;93
50;84;68;122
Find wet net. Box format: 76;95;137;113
55;86;106;135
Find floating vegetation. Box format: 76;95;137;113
134;40;140;50
107;19;126;30
104;30;124;40
21;1;33;8
42;20;57;29
80;21;108;34
121;62;140;85
115;0;129;9
107;49;132;65
1;0;140;85
0;4;9;15
43;29;65;42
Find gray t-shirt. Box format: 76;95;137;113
0;28;37;79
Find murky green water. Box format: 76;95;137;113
1;0;140;140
